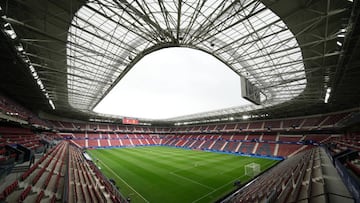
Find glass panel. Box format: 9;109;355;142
67;0;306;120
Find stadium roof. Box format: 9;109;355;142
68;0;306;121
0;0;359;124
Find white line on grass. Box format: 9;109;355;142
192;159;277;203
171;156;235;174
191;174;246;203
169;172;215;190
98;159;150;203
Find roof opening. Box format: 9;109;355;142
93;47;251;119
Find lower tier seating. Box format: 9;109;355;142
225;147;354;203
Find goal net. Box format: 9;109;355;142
245;163;261;177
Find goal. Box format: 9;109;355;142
245;163;261;177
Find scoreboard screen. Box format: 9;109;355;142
240;76;261;105
122;117;139;125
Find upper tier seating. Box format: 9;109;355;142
0;127;43;151
49;110;351;135
0;94;50;127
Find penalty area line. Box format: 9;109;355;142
191;174;246;203
98;159;150;203
192;159;277;203
169;172;215;190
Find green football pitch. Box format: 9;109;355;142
87;146;278;203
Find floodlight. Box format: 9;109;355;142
49;100;56;110
16;44;24;52
324;87;331;103
4;23;17;39
29;65;35;72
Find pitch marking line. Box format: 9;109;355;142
98;159;150;203
191;174;246;203
192;160;277;203
171;156;235;174
169;172;215;190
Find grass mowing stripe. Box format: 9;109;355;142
89;150;152;203
131;147;223;166
87;147;279;203
96;155;150;203
92;148;211;202
170;155;236;174
111;148;212;202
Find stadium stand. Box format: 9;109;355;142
0;140;126;203
68;144;117;203
58;131;332;158
45;111;352;134
321;113;351;127
0;100;358;202
0;108;359;202
1;141;67;202
1;0;360;201
0;94;50;127
248;121;264;130
0;111;358;202
282;118;304;129
224;147;354;203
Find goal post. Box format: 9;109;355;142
245;163;261;177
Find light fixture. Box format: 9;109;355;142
3;21;55;112
324;87;331;103
337;41;342;46
29;65;35;72
49;100;56;110
3;23;17;40
15;44;24;52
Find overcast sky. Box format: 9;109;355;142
93;47;251;119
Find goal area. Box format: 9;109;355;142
245;163;261;177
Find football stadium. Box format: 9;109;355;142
0;0;360;202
